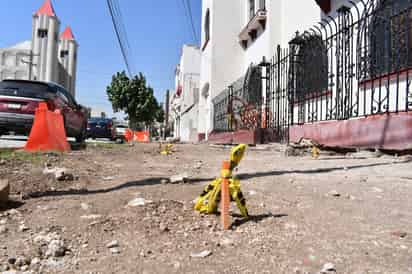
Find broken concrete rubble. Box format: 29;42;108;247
170;173;189;184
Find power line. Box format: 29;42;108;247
180;0;199;44
107;0;135;77
185;0;199;44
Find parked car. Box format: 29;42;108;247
0;79;88;142
113;123;128;143
86;118;115;140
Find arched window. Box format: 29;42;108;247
294;35;328;101
369;0;412;77
204;9;210;46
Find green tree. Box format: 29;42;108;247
106;71;163;129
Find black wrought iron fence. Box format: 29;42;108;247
212;66;263;132
289;0;412;125
265;46;291;142
212;0;412;143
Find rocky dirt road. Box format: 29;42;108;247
0;143;411;274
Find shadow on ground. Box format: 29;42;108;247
0;200;25;212
230;213;288;229
24;159;410;200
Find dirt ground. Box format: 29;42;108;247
0;142;411;274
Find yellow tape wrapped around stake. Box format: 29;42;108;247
194;144;249;218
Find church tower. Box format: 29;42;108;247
58;26;78;96
31;0;60;82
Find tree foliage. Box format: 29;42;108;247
106;71;164;129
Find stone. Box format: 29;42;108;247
193;162;203;169
328;190;341;197
30;257;41;266
219;237;235;247
159;223;169;232
321;263;336;273
0;180;10;203
127;198;152;207
7;257;16;265
7;209;21;216
190;250;212;258
0;225;8;234
19;224;29;232
170;173;189;184
160;179;169;184
43;167;74;181
0;264;9;271
391;231;407;238
80;214;102;220
80;203;91;210
46;239;66;257
15;257;29;267
248;190;257;196
345;194;356;200
173;261;181;269
106;240;119;249
372;187;384;193
110;248;120;254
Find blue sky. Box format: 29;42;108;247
0;0;201;118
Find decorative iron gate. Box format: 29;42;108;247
213;65;263;132
212;0;412;144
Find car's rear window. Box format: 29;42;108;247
0;81;53;99
89;118;112;124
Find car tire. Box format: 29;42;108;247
75;127;87;144
114;137;124;144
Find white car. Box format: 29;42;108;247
113;124;128;143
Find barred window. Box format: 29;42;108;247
294;35;328;101
370;0;412;77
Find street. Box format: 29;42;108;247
0;143;411;273
0;136;115;149
0;136;27;149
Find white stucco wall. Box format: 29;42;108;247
198;0;320;137
175;45;201;142
290;0;412;125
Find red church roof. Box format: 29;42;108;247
35;0;56;17
61;26;75;40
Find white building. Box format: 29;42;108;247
172;45;201;142
287;0;412;150
197;0;320;140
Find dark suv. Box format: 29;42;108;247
0;80;88;142
86;118;115;140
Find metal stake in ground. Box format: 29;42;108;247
220;160;231;230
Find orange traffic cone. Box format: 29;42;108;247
133;131;150;143
25;102;71;152
124;128;133;142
